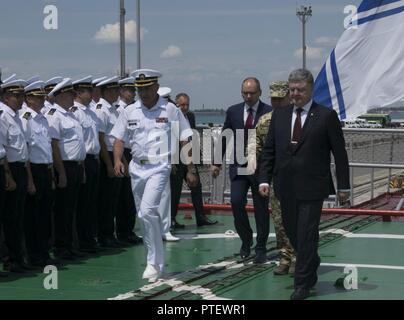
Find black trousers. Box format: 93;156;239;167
0;164;5;218
116;148;136;238
54;161;81;251
3;162;27;264
170;163;205;222
25;164;54;262
280;196;323;289
77;155;100;247
0;164;5;254
98;151;122;240
230;175;269;253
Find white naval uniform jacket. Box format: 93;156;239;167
45;103;86;161
111;96;193;166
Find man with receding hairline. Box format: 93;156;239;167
211;77;272;264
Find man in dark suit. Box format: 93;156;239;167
171;92;218;228
211;77;272;264
258;69;350;300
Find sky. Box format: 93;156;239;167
0;0;359;109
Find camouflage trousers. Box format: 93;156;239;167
270;190;296;266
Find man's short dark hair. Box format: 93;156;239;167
175;92;190;101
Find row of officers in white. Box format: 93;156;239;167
0;69;197;281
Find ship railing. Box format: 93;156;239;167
179;127;404;215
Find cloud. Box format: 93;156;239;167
294;46;324;60
160;45;183;59
94;20;147;44
314;36;338;46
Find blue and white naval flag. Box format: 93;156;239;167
314;0;404;120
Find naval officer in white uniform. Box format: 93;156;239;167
46;78;86;260
0;79;30;272
111;69;198;282
20;80;56;267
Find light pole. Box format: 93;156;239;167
119;0;126;78
296;5;312;70
136;0;141;69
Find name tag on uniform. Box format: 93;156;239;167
155;117;168;123
128;119;140;127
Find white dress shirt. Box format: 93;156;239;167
20;107;53;164
243;100;260;125
0;103;28;162
46;103;86;161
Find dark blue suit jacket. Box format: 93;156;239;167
217;101;272;180
258;102;350;200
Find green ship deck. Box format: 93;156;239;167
1;207;404;300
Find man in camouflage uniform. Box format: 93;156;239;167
247;81;296;275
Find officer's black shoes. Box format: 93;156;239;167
239;241;252;259
0;271;8;277
3;262;26;273
118;233;143;245
171;219;185;229
80;245;98;254
196;217;218;227
67;249;86;258
128;233;143;244
253;251;267;264
273;264;290;275
32;258;61;267
99;237;126;248
20;262;39;271
54;249;76;261
290;288;310;300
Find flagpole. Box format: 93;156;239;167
296;6;312;70
120;0;126;78
136;0;141;69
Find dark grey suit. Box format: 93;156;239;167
258;102;350;289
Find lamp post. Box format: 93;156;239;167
119;0;126;78
296;5;312;70
136;0;141;69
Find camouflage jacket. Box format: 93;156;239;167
247;111;273;161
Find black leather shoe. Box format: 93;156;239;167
172;219;185;229
3;262;26;273
253;251;267;264
69;249;86;258
80;245;98;253
19;262;39;271
0;271;8;277
240;241;252;259
99;238;121;248
54;250;76;260
290;288;310;300
127;233;143;244
196;217;218;227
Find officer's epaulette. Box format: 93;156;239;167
96;104;103;110
48;108;56;115
124;101;135;108
70;106;78;112
23;111;31;120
